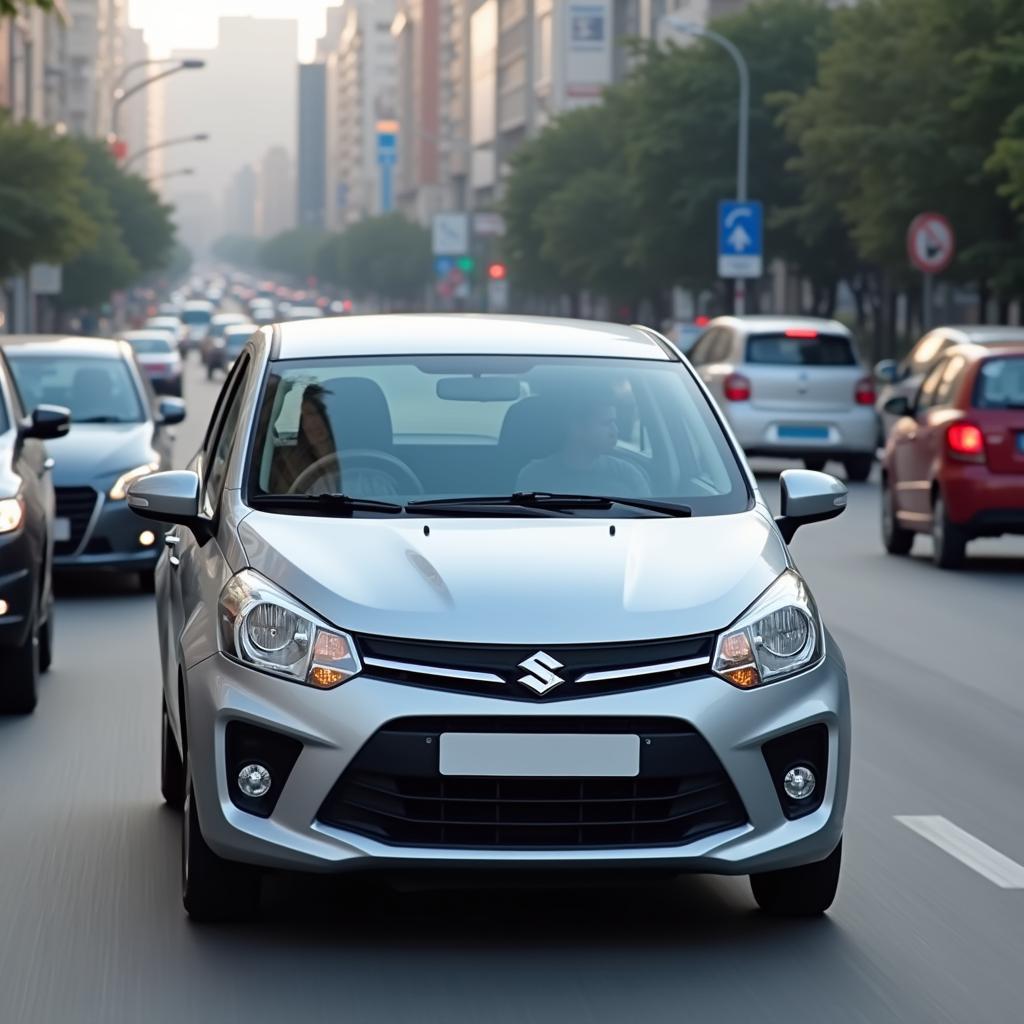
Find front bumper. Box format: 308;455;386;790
184;646;850;876
55;493;160;572
726;404;879;458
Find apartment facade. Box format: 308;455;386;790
297;63;328;230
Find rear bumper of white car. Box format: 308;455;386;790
726;404;880;457
183;644;850;877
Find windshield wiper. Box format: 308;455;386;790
406;492;692;518
253;493;403;515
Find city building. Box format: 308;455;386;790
120;26;150;172
297;63;327;230
323;0;398;228
223;164;258;237
256;145;295;238
160;16;298;251
66;0;128;138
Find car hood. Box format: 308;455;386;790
237;508;788;645
47;422;155;487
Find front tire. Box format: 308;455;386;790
843;454;873;482
38;600;54;674
803;457;827;472
882;477;914;555
182;760;261;921
0;612;39;714
750;840;842;917
161;698;185;808
932;494;967;569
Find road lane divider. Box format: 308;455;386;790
895;815;1024;889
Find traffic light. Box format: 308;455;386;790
456;256;475;275
487;262;507;281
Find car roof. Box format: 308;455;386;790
213;312;248;322
957;343;1024;361
223;323;258;335
937;325;1024;345
0;334;127;358
707;315;852;336
123;330;174;342
274;314;672;361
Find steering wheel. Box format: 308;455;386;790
287;449;424;496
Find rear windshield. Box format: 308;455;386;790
974;357;1024;409
746;333;856;366
126;336;173;355
182;309;212;325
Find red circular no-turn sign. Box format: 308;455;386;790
907;213;955;274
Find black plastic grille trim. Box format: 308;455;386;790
54;487;98;555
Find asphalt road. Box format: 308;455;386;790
2;354;1022;1024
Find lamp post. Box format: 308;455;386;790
124;133;209;171
148;168;195;184
111;58;205;139
664;17;750;312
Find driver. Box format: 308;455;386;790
516;386;651;497
271;384;338;493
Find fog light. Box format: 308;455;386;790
0;599;8;616
237;763;272;798
783;765;816;801
138;530;156;547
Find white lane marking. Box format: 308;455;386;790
896;816;1024;889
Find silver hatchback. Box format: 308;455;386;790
689;316;879;480
129;315;851;921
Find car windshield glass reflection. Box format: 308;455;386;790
7;355;144;424
249;355;749;517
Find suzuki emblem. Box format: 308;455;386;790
517;651;565;695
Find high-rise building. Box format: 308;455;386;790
297;63;327;229
120;26;149;172
66;0;128;137
224;165;258;237
161;16;299;250
257;146;294;238
324;0;398;228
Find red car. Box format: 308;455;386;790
881;344;1024;567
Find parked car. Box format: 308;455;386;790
128;314;850;921
201;314;251;379
181;300;215;353
688;316;879;480
122;331;184;397
0;347;69;713
881;343;1024;568
3;336;185;591
875;325;1024;437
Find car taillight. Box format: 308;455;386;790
854;376;875;406
946;422;985;463
724;373;751;402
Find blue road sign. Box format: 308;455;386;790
717;200;763;278
434;256;456;278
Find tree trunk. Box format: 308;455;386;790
977;279;989;324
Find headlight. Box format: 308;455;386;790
712;570;823;689
0;497;25;534
109;462;159;501
218;569;361;689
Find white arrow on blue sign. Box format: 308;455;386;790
718;200;763;279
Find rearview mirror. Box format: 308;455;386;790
874;359;899;384
127;470;206;537
158;397;186;425
22;404;71;441
436;376;523;402
883;395;912;418
775;469;847;543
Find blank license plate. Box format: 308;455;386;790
439;733;640;778
54;518;71;542
778;425;829;440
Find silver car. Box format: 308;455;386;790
129;315;851;921
689;316;879;480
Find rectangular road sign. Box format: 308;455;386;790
432;212;470;256
718;200;763;278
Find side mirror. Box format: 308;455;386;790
158;397;186;425
775;469;847;543
22;404;71;441
883;395;912;418
874;359;899;384
126;470;207;537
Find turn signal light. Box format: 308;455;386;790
946;422;985;462
309;665;347;688
724;373;752;402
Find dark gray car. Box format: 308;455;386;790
3;336;185;590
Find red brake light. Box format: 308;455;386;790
946;422;985;462
724;372;752;402
784;328;819;339
854;376;875;406
694;315;710;327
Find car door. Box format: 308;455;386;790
163;356;250;737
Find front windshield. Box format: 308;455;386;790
7;354;145;424
249;355;749;516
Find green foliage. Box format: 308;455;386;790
211;234;263;267
0;115;97;279
261;227;331;281
1;0;55;17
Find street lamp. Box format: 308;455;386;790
664;17;750;311
123;133;209;171
111;58;205;138
148;168;195;184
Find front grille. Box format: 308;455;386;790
55;487;99;555
357;633;713;701
317;717;747;849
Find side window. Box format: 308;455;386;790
712;331;735;364
688;332;713;365
909;332;949;375
202;357;250;516
934;354;966;407
916;359;947;413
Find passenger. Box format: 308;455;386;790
516;387;651;497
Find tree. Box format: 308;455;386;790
211;235;262;268
0;115;97;280
1;0;55;17
260;227;331;281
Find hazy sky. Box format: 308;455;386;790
129;0;333;60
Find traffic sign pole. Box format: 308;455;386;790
907;212;955;331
